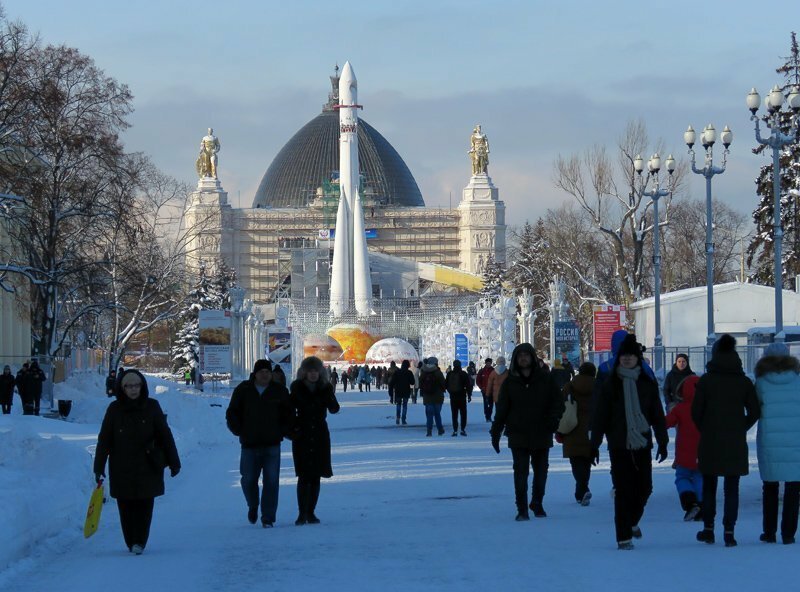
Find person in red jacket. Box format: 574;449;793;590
476;358;495;422
665;375;703;521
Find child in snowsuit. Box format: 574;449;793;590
665;375;703;521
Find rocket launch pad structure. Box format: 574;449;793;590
329;62;373;318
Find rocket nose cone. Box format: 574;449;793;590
339;61;357;102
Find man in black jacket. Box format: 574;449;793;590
226;359;292;527
491;343;564;520
446;360;472;436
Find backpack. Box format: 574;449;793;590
446;371;466;395
420;370;438;395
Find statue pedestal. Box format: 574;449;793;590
458;174;505;274
191;177;228;206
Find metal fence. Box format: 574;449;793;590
588;342;800;378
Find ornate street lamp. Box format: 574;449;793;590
685;123;732;346
747;85;800;342
635;152;676;371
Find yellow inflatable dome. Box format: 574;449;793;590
326;324;380;363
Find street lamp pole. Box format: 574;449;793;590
684;124;732;346
635;152;676;372
747;85;800;343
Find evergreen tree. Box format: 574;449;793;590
170;259;236;372
747;32;800;287
480;255;505;300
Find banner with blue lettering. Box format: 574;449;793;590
554;320;581;368
454;333;470;367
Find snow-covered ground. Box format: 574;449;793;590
0;372;793;591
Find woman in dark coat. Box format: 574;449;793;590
590;335;668;550
93;369;181;554
0;365;15;414
692;334;759;547
560;362;596;506
290;356;340;525
663;353;694;410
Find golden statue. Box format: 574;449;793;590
196;128;221;179
469;124;489;176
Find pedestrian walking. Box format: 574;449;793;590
106;369;117;397
22;360;46;416
476;358;495;422
754;342;800;545
665;375;703;521
445;360;471;436
559;362;596;506
590;335;668;550
692;334;759;548
0;365;15;414
226;359;292;527
289;356;340;525
487;356;509;409
342;369;349;392
491;343;564;521
389;360;415;425
412;361;421;404
15;362;29;413
419;357;446;436
664;353;695;411
93;370;181;554
331;368;339;392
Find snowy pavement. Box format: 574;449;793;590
0;373;794;591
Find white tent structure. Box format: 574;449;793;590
631;282;800;347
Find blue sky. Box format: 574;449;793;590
6;0;800;223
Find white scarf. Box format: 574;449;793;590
616;366;650;450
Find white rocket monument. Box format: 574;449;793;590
330;61;373;317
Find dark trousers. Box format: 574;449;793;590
395;397;408;421
482;393;493;421
511;447;549;514
569;456;592;501
116;498;155;550
450;396;467;431
33;393;41;416
609;449;653;542
297;475;321;518
762;481;800;539
240;445;281;523
702;474;740;531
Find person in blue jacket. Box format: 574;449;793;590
755;342;800;545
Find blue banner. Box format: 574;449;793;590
327;228;377;239
454;333;469;367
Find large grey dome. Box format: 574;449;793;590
252;73;424;209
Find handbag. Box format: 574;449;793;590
557;393;578;435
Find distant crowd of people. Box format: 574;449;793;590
0;360;47;415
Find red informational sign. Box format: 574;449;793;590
593;305;627;351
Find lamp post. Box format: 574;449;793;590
634;152;676;371
684;123;732;346
747;85;800;342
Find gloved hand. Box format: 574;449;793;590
95;473;105;484
656;445;668;464
491;434;501;454
170;467;180;478
591;449;600;466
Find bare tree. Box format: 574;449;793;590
553;120;686;309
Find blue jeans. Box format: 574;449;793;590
425;403;443;433
240;445;281;523
396;397;408;421
675;466;703;501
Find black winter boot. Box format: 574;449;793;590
295;483;308;526
724;530;737;547
681;492;701;521
696;528;715;544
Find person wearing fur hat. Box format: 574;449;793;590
754;342;800;545
665;375;703;521
560;362;597;506
226;359;292;527
491;343;564;521
692;334;759;547
289;356;340;525
664;354;695;411
590;335;668;550
94;370;181;554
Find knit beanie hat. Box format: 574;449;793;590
253;359;272;373
764;342;790;358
